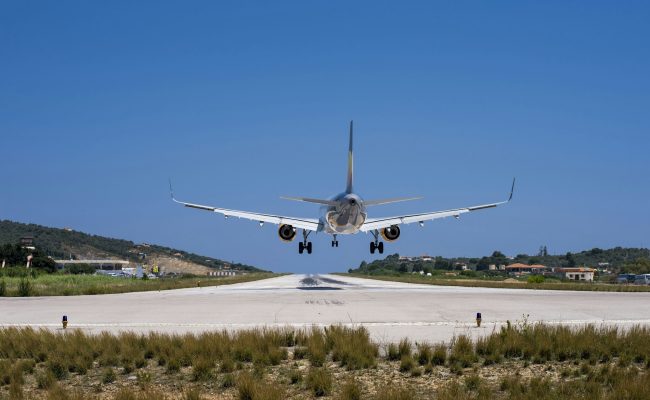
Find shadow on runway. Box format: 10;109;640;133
296;287;342;291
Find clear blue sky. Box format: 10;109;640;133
1;2;649;273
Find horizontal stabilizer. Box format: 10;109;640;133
281;196;339;206
364;196;423;206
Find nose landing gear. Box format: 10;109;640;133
299;229;313;254
370;230;384;254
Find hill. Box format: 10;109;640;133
0;220;265;274
350;247;650;275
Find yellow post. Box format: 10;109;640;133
476;312;482;327
62;315;68;329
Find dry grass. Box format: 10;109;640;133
1;323;650;399
0;273;277;296
343;273;650;292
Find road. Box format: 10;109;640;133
1;274;649;343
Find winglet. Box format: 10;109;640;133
169;178;180;203
508;177;516;202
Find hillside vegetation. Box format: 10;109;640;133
350;247;650;276
0;220;263;273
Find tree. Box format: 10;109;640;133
566;252;576;268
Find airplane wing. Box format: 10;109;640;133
360;179;515;232
170;184;321;232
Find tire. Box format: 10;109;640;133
370;242;375;254
378;242;384;254
299;242;304;254
307;242;312;254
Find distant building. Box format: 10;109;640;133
505;263;547;276
557;267;596;282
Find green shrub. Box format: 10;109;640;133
328;326;378;370
339;378;362;400
398;338;412;358
102;368;116;384
372;386;416;400
47;357;68;380
449;335;477;368
237;372;285;400
289;370;302;384
306;367;332;397
18;278;32;296
399;355;416;373
431;344;447;366
184;388;203;400
221;373;235;388
191;358;213;381
0;279;6;296
293;346;307;360
527;275;545;284
166;358;180;374
36;370;55;389
387;343;400;361
416;343;432;365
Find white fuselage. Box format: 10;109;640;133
319;192;367;234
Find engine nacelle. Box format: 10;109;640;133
278;224;297;242
380;225;401;242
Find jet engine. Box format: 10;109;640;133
278;224;297;242
380;225;401;242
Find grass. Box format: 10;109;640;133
0;272;277;296
1;323;650;399
343;272;650;292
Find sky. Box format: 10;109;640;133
1;1;649;273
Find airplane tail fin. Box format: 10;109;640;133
346;120;354;193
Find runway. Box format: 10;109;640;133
2;274;649;343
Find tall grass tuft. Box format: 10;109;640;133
306;367;333;397
327;326;378;370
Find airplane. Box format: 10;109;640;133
170;121;515;255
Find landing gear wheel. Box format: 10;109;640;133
370;242;376;254
378;242;384;254
306;242;312;254
299;242;304;254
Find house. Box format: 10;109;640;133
505;263;547;276
557;267;596;282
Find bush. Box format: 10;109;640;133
0;279;6;296
191;358;213;381
449;335;477;368
65;264;96;275
416;343;432;365
527;275;545;284
237;372;285;400
398;338;412;358
372;386;416;400
36;370;55;389
102;368;116;384
18;278;32;296
431;344;447;366
387;343;400;361
328;326;378;370
47;358;68;380
221;373;235;388
339;378;362;400
399;355;416;373
289;370;302;384
306;368;332;397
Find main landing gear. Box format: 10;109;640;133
370;230;384;254
299;229;312;254
331;234;339;247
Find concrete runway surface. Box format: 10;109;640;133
1;274;649;343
